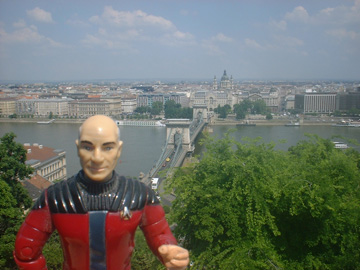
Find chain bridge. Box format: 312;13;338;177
142;105;209;184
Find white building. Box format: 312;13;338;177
24;143;67;183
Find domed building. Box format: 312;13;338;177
213;70;234;91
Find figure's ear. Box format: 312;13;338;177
75;139;80;156
117;141;123;159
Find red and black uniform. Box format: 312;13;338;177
14;171;177;270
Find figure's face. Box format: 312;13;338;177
76;117;122;182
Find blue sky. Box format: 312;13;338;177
0;0;359;82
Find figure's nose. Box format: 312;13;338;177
91;148;104;163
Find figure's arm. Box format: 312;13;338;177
140;204;189;269
14;192;54;270
140;204;177;259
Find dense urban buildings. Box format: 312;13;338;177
0;72;359;118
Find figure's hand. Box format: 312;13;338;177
158;244;189;270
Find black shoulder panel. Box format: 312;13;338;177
110;176;159;212
32;191;46;210
47;176;86;214
147;186;160;205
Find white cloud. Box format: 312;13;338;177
0;23;62;48
211;33;233;43
285;6;309;23
173;31;193;40
13;19;26;28
85;6;195;49
326;28;360;40
269;19;287;31
201;40;224;56
199;33;233;56
245;38;262;49
66;15;90;28
27;7;54;23
273;35;304;47
91;6;174;30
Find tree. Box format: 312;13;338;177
252;99;267;114
0;133;33;209
215;105;231;119
164;100;180;119
233;104;246;119
151;101;163;116
0;132;33;269
135;106;151;114
168;133;360;269
179;107;193;119
131;229;164;270
266;113;273;120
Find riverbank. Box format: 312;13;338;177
0;117;339;126
210;119;334;126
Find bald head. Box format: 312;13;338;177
79;115;120;141
76;115;123;182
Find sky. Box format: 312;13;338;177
0;0;359;82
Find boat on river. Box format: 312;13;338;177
285;121;300;127
236;120;256;126
37;119;55;125
333;141;349;149
115;120;165;127
332;120;360;127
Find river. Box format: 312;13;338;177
1;122;359;179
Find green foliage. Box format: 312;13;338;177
234;99;269;119
252;99;267;114
0;133;33;209
0;132;34;269
135;106;151;114
131;229;164;270
0;180;24;269
168;133;360;269
215;105;231;119
164;100;193;119
266;113;273;120
151;101;163;116
42;232;63;270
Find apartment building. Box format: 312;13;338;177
101;96;122;116
0;97;16;116
24;143;67;183
336;90;360;111
189;90;233;111
16;98;72;117
121;95;137;114
260;91;280;113
137;93;188;108
295;93;337;114
68;99;109;117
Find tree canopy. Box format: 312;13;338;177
234;99;268;119
164;100;193;119
0;132;33;269
168;133;360;269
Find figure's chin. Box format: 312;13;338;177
85;170;107;182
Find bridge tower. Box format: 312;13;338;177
192;104;208;122
166;119;192;152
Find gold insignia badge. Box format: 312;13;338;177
120;206;132;220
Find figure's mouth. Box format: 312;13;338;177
89;167;105;173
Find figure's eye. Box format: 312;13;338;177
105;146;113;151
82;145;92;151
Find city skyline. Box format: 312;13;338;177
0;0;359;82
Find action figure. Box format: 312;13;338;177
14;115;189;270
